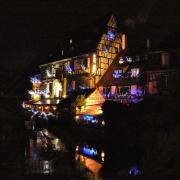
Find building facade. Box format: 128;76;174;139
24;15;125;115
24;14;180;116
97;49;180;103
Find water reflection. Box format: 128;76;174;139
25;139;54;174
24;128;66;175
24;124;141;178
75;153;102;174
36;129;66;152
75;144;105;176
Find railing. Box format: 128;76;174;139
55;68;90;76
104;94;143;104
65;68;90;75
41;68;91;81
41;73;56;80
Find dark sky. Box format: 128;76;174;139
0;0;180;72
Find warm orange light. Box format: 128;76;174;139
62;94;67;98
62;78;67;98
101;121;105;126
122;34;127;50
32;94;40;101
92;54;97;73
75;115;80;120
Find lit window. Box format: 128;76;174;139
119;57;124;64
92;54;97;73
113;70;122;78
119;57;132;64
131;68;139;77
102;45;108;52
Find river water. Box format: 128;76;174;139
23;119;141;179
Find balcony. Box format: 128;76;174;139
41;73;56;81
104;93;143;104
41;67;91;81
65;68;90;76
73;68;90;75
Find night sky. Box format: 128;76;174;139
0;0;180;73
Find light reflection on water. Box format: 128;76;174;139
25;127;106;178
24;128;66;175
75;144;105;177
25;138;54;174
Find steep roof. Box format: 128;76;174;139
97;51;126;86
97;50;145;87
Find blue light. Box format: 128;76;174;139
129;165;141;176
82;115;94;121
113;70;123;78
91;119;98;123
107;30;115;41
66;66;72;73
82;146;98;157
30;75;42;83
79;85;86;89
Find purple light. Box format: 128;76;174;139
113;70;123;78
66;66;72;73
131;68;140;77
129;165;141;176
107;30;115;41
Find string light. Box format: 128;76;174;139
107;30;115;41
113;70;123;78
30;75;42;83
66;66;72;73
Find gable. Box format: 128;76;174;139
85;89;105;106
107;14;117;29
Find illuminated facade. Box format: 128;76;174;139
24;14;124;114
98;49;180;103
24;14;180;116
